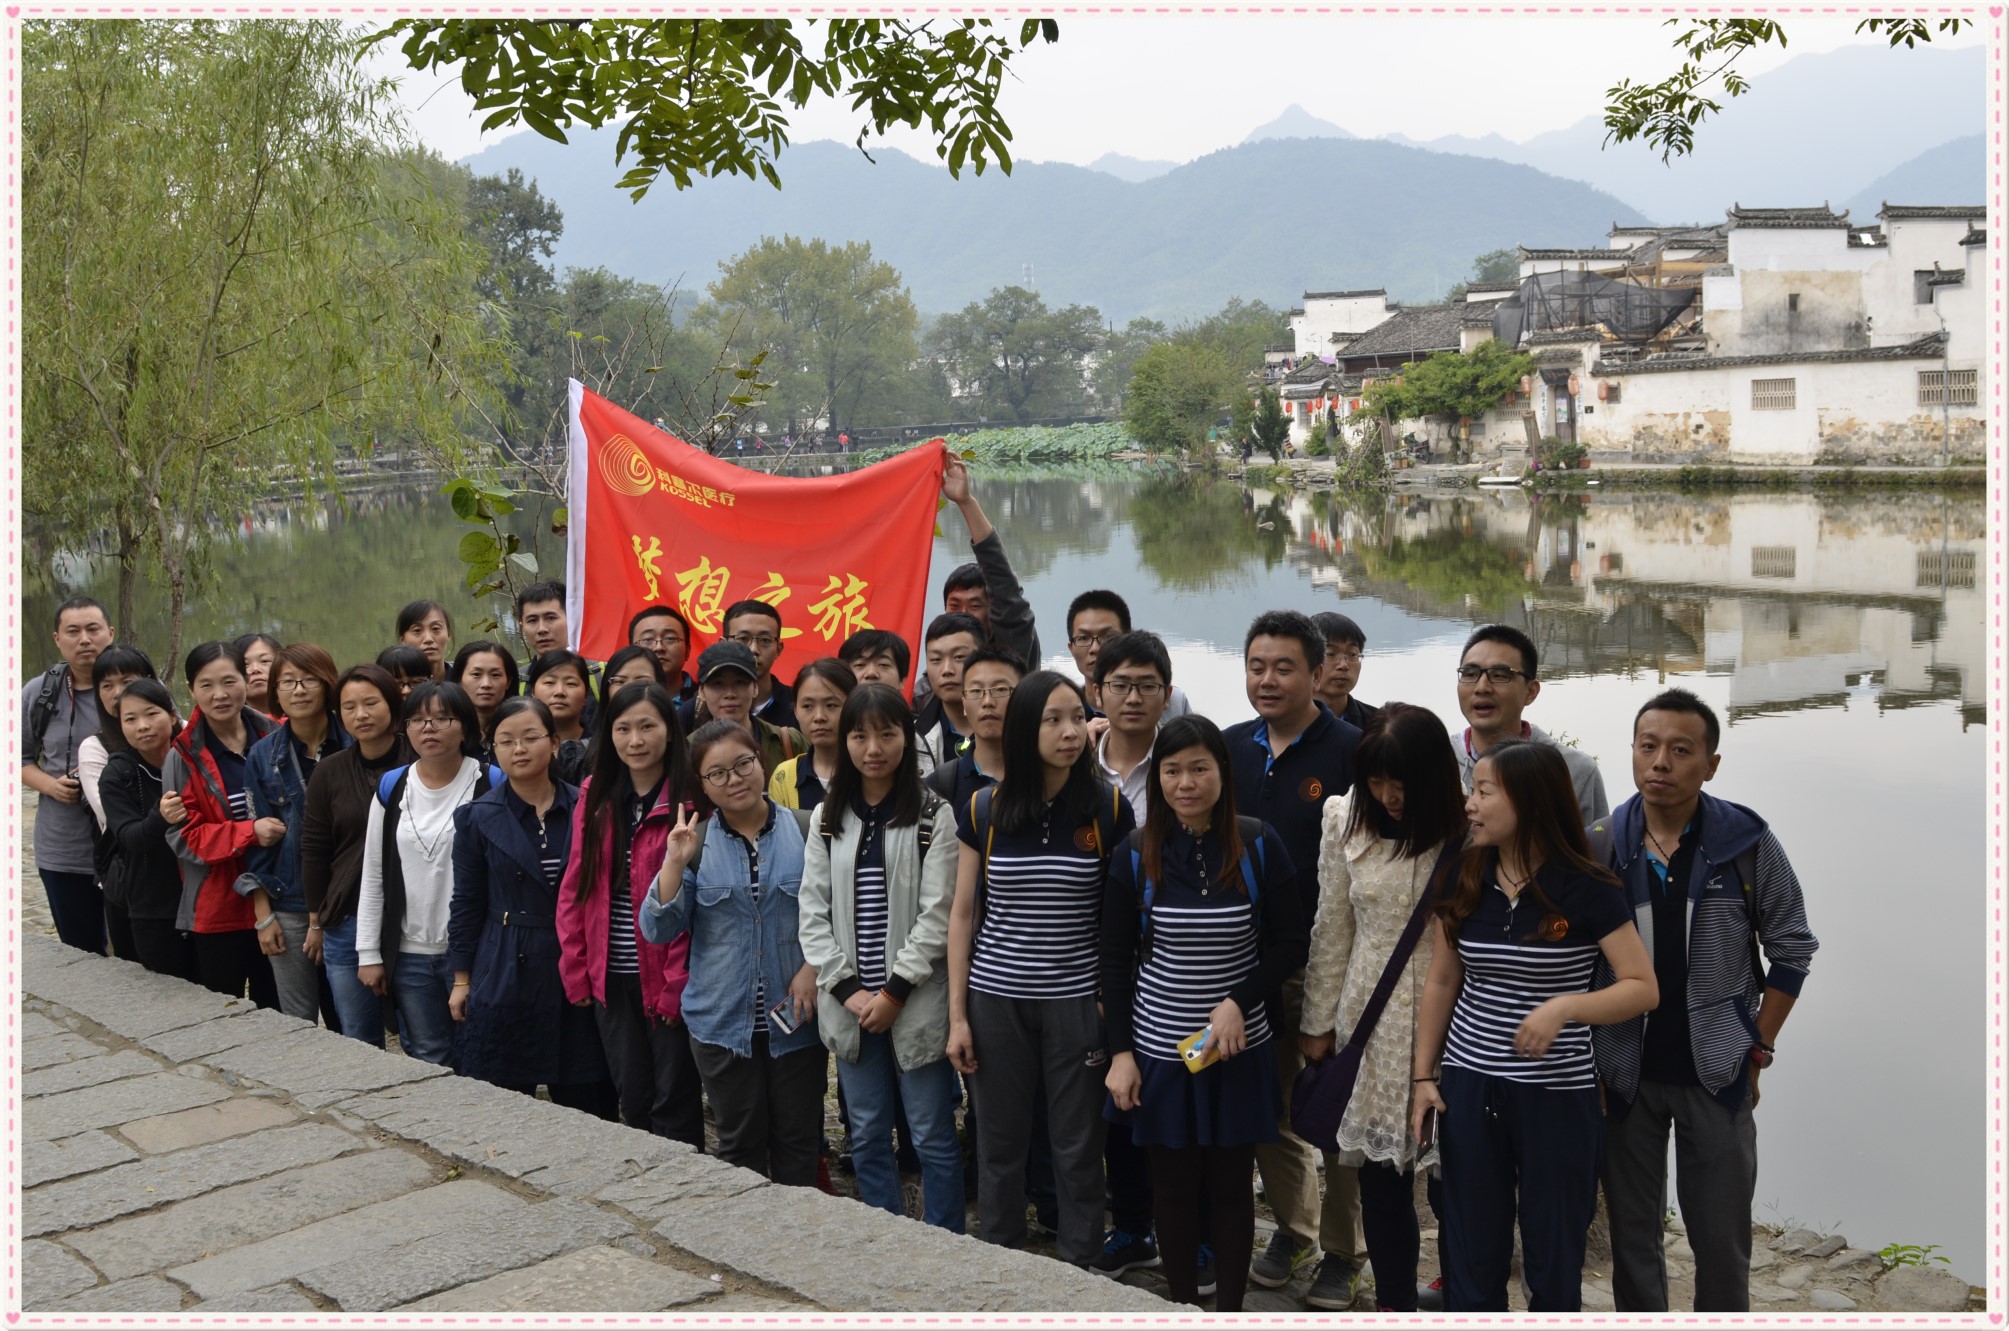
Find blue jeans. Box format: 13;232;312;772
390;952;456;1065
836;1034;965;1232
318;917;385;1049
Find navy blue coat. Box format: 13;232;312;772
448;780;609;1088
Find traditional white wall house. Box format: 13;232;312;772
1576;203;1986;463
1293;289;1396;358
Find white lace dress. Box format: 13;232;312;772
1300;791;1440;1171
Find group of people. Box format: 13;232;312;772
24;462;1816;1314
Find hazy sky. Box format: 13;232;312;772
367;13;1988;167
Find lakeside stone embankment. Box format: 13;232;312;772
1226;454;1987;493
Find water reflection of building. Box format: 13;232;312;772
1274;489;1986;728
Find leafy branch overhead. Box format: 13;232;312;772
1603;17;1970;161
372;19;1061;199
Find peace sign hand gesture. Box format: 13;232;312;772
654;804;703;904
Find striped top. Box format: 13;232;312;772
958;792;1135;1001
1443;864;1630;1088
852;796;893;992
606;785;657;977
1133;892;1270;1061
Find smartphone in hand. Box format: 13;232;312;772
1418;1106;1440;1152
768;998;803;1036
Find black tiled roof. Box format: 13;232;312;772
1725;203;1850;229
1592;333;1946;377
1533;348;1583;365
1961;227;1985;247
1464;280;1519;293
1925;270;1966;287
1303;288;1388;301
1461;305;1501;326
1519;246;1638;261
1848;228;1888;248
1878;204;1987;221
1334;304;1464;360
1283;358;1336;384
1526;329;1600;346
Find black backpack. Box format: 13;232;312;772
26;663;76;765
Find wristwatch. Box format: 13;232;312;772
1748;1042;1774;1070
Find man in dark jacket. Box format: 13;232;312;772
939;455;1041;673
1590;688;1816;1314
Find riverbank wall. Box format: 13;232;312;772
1225;455;1987;493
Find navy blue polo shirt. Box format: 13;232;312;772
1223;702;1360;916
923;750;995;814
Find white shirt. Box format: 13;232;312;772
78;734;111;832
1096;731;1154;832
355;758;481;965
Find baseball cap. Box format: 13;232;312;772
696;640;758;684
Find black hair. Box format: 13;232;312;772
822;684;923;837
376;644;432;680
513;580;566;617
230;632;283;663
941;563;985;597
1243;609;1325;671
183;640;247;687
91;645;158;688
578;682;695;901
628;603;691;641
1067;589;1132;637
448;641;521;698
1344;703;1467;860
1462;623;1538;679
687;718;762;817
1138;715;1247;893
1311;611;1367;652
1635;686;1721;754
960;645;1026;679
722;599;783;631
600;644;667;690
525;649;592;691
105;677;180;757
924;611;985;647
401;680;483;758
488;694;557;757
396;599;453;637
993;670;1102;837
336;664;406;725
1438;740;1617;941
839;629;912;680
52;595;109;631
1093;631;1172;687
793;656;857;699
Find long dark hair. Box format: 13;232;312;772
688;718;761;818
1344;703;1468;861
576;682;692;901
1437;739;1618;941
1138;715;1248;894
105;677;181;758
821;684;921;838
793;655;857;700
600;644;666;690
993;670;1102;837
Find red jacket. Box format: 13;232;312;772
162;707;278;934
557;775;692;1023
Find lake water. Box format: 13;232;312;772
22;469;1989;1277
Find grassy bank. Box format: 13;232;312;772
1533;464;1986;493
858;421;1138;465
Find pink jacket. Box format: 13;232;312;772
557;776;692;1023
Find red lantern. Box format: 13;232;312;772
1520;375;1534;395
1568;374;1582;397
1596;381;1610;402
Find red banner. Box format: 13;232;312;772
564;383;946;689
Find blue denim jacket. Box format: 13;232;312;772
244;719;349;914
638;799;818;1058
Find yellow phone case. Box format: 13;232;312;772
1178;1026;1221;1074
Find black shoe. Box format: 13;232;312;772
1088;1229;1161;1278
1196;1244;1218;1298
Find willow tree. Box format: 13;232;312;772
24;19;497;668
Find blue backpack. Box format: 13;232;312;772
1132;815;1268;963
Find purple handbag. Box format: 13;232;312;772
1290;838;1459;1152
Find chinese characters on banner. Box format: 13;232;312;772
564;383;947;692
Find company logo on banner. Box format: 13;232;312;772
565;383;946;690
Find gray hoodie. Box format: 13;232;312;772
1455;721;1609;826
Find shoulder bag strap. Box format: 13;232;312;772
1340;835;1462;1053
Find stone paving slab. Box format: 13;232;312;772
22;1129;139;1188
202;1023;452;1107
19;1008;65;1039
654;1183;1166;1313
143;1006;322;1062
24;944;260;1039
335;1075;688;1197
297;1195;635;1311
25;1069;232;1140
194;1284;322;1313
167;1178;528;1300
398;1246;724;1312
593;1152;772;1219
68;1149;440;1281
38;1275;188;1313
21;1031;106;1071
23;1047;165;1098
118;1096;301;1154
26;1121;367;1237
22;1240;99;1307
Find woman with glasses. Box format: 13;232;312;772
303;665;411;1047
355;681;498;1065
449;696;616;1116
559;682;706;1145
448;642;521;749
641;720;825;1185
243;644;347;1022
528;649;595;785
768;658;856;811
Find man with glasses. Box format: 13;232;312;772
1064;589;1192;721
924;646;1021;810
1311;612;1378;732
21;595;116;954
1453;624;1607;824
1089;631;1174;821
721;600;795;730
629;606;696;703
688;641;804;778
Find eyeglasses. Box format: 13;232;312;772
277;677;320;693
1456;665;1532;686
1069;631;1120;648
635;633;684;649
1101;680;1165;699
700;753;763;787
408;716;461;732
730;633;779;651
492;733;550;751
965;685;1017;702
